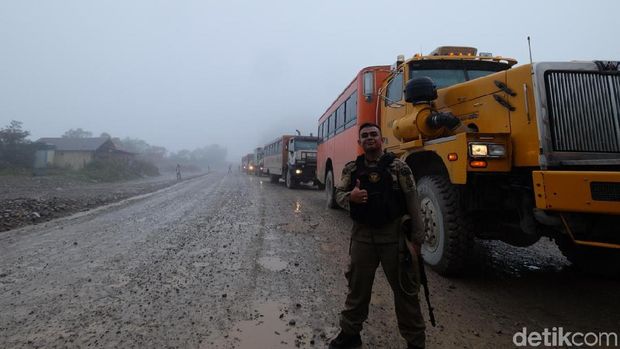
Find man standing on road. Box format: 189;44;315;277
329;123;426;349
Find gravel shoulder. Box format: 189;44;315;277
0;171;205;232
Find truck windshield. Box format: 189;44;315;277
293;141;317;150
409;60;510;89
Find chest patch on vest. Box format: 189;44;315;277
368;172;381;183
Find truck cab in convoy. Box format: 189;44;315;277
285;136;319;189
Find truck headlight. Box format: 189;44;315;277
469;143;506;158
470;144;488;157
295;169;302;175
488;144;506;157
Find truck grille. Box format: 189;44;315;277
591;182;620;201
545;71;620;152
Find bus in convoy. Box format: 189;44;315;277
253;147;264;176
371;45;620;276
316;65;391;207
264;134;319;188
264;135;293;183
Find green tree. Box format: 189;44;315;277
0;120;34;168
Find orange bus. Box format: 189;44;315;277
316;66;391;208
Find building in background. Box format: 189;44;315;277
35;137;134;170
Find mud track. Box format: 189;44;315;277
1;172;618;348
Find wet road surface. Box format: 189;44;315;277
1;172;618;348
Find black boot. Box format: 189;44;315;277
328;331;362;349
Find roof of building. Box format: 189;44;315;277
36;137;113;151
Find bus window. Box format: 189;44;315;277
323;119;328;139
336;105;345;133
345;92;358;128
327;114;334;138
363;71;374;102
385;71;403;106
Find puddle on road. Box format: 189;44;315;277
258;257;287;272
206;302;315;349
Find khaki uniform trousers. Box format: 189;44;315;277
339;240;426;348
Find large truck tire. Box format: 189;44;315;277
326;170;338;209
285;171;297;189
555;235;620;276
417;176;471;276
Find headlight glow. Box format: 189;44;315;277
295;169;302;174
469;143;506;158
470;144;488;157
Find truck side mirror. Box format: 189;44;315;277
405;77;438;104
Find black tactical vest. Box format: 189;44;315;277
348;153;406;227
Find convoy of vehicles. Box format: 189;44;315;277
240;46;620;276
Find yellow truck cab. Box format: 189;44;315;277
379;46;620;275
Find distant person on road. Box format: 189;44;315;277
329;123;426;349
176;164;182;181
228;164;232;174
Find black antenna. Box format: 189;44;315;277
527;36;533;64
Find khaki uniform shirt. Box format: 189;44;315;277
335;153;422;244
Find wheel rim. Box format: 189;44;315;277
421;197;440;254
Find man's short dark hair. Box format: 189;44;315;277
359;122;381;136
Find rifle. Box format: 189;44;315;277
401;218;436;327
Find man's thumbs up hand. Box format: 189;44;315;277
350;179;368;204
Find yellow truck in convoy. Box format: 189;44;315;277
379;46;620;275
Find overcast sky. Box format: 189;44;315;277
1;0;619;161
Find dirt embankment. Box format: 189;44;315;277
0;172;203;232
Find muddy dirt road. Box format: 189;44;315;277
1;172;618;348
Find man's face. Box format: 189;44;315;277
358;126;383;153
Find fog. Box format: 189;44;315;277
1;0;619;162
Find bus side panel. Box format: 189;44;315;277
316;67;390;186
